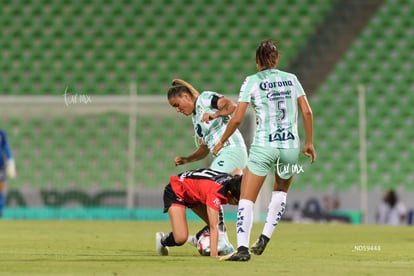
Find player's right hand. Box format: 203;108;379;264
201;113;217;124
302;143;316;163
174;156;186;166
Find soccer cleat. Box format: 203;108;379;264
218;230;235;256
250;235;269;255
195;225;210;239
155;232;169;256
221;247;250;261
187;235;198;248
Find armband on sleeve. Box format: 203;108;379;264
211;95;221;109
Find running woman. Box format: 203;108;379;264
0;129;17;217
167;79;248;249
213;39;316;261
155;168;242;257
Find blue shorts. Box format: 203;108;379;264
0;167;5;181
247;145;300;179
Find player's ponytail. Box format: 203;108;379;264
171;79;200;98
256;39;279;69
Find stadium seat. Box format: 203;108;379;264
9;1;411;196
304;0;414;191
0;0;333;95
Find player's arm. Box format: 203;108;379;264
2;132;16;178
212;102;248;156
201;95;236;123
206;205;220;257
214;96;236;117
298;95;316;163
174;142;209;166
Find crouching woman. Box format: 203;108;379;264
156;168;242;257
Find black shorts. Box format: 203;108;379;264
163;183;188;213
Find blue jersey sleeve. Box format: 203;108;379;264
0;130;13;162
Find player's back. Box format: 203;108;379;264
239;69;305;148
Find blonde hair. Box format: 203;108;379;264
171;79;200;98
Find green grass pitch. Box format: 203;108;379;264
0;220;412;275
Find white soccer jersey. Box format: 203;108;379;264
238;69;306;148
377;201;407;225
192;91;246;151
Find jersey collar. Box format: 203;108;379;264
193;97;199;115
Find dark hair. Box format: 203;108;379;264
167;79;199;100
225;174;242;200
256;39;279;69
384;189;398;208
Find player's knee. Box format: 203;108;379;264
173;233;188;246
174;238;187;246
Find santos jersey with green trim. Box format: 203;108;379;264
192;91;246;151
238;69;305;148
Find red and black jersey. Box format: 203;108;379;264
169;168;233;211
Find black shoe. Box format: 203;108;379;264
195;225;210;239
250;235;269;255
222;247;251;261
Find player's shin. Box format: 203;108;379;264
262;191;287;238
236;199;254;249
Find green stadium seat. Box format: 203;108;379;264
0;0;333;95
8;1;410;196
306;0;414;191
